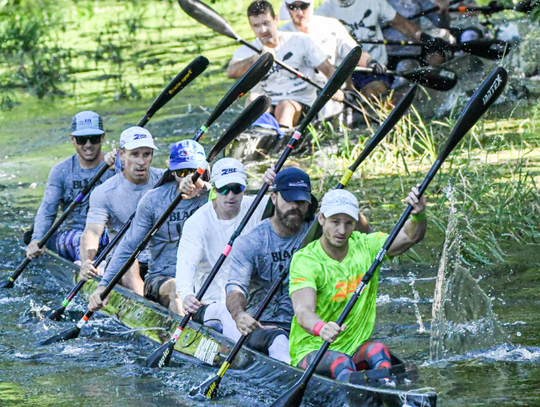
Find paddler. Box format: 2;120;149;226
175;158;272;340
79;126;163;296
315;0;450;96
26;111;115;262
226;0;345;130
225;167;371;363
289;188;426;384
88;140;210;315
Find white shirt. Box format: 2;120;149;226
315;0;397;65
230;31;327;106
280;15;357;88
176;194;270;304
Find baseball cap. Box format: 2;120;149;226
273;168;312;203
169;140;206;171
211;158;247;189
71;111;104;136
320;189;359;221
119;126;158;151
285;0;312;4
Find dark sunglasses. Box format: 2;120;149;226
287;2;310;11
216;183;246;195
172;168;196;178
74;135;102;145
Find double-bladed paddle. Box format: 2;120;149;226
356;38;511;61
45;53;274;321
267;66;507;407
355;66;457;91
190;84;418;400
38;95;272;346
0;55;210;290
145;46;363;370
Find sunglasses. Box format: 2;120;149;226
74;135;102;145
287;2;310;11
172;168;196;178
215;183;246;195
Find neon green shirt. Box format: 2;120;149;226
288;231;388;366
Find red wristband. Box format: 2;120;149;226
313;321;326;336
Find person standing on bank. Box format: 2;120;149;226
79;126;163;295
26;111;115;262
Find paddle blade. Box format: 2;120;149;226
178;0;239;40
269;381;307;407
46;306;66;321
459;39;511;60
515;0;539;13
139;55;209;126
204;53;274;129
39;326;81;346
297;46;362;135
146;341;175;368
438;66;507;162
0;278;14;289
206;95;272;161
189;374;222;400
400;67;457;91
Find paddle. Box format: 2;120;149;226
449;0;539;14
0;56;209;290
145;46;363;370
38;95;272;346
356;38;511;61
45;53;274;322
177;0;372;118
191;84;418;400
355;66;457;91
268;66;507;407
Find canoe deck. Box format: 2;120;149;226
45;251;437;407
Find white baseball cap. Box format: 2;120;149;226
119;126;158;151
320;189;359;221
71;111;104;136
211;158;247;189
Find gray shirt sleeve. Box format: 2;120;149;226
86;185;109;227
225;235;256;298
32;164;64;242
100;195;154;287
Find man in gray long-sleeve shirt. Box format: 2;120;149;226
88;140;210;315
27;111;115;262
79;126;164;296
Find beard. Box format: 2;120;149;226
276;204;304;231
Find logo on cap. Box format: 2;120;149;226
221;168;237;176
289;180;308;188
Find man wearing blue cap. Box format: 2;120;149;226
26;111;116;262
89;140;210;314
79;126;163;295
224;168;370;362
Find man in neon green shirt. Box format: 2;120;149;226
289;187;426;384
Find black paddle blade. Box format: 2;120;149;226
459;39;511;61
515;0;539;13
146;341;175;368
206;95;272;161
39;326;81;346
438;66;507;162
178;0;239;40
297;46;362;135
46;306;66;321
269;381;307;407
0;278;14;289
205;52;274;128
189;374;222;400
401;67;457;91
139;55;209;126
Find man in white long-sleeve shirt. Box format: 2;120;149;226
176;158;270;340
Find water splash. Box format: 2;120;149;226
408;272;426;334
430;184;507;361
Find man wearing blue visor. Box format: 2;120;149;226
89;140;210;315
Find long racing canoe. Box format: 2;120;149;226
44;250;438;407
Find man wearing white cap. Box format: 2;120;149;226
26;111;116;262
79;126;163;295
89;140;211;314
227;0;344;129
289;187;426;384
175;157;271;339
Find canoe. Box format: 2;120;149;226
45;250;438;407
